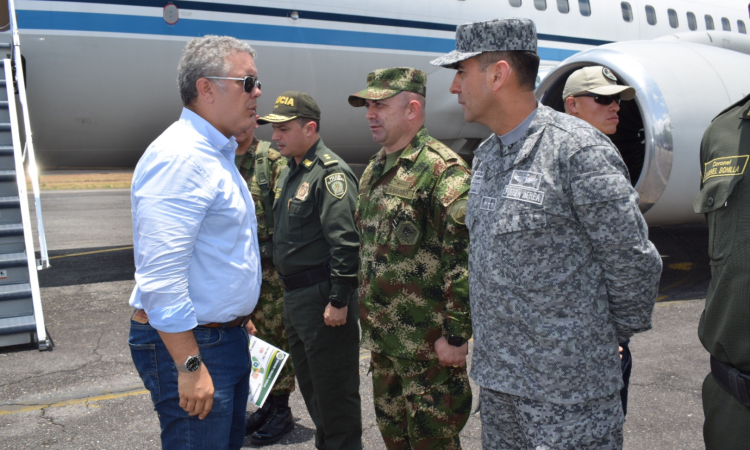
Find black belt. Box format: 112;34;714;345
710;355;750;409
278;261;330;291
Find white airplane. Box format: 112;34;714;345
1;0;749;225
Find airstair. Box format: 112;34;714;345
0;1;52;350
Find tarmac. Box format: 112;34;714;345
0;189;712;449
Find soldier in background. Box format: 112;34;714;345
432;19;662;449
562;65;638;416
693;93;750;450
259;91;362;450
233;123;294;445
349;68;472;450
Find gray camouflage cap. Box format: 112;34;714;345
430;18;537;68
348;67;427;107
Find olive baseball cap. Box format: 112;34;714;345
348;67;427;107
562;66;636;101
430;18;537;68
257;91;321;124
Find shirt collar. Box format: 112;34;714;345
179;108;238;160
290;139;321;171
498;106;538;146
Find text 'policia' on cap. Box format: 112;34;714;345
257;91;321;125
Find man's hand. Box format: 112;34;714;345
324;304;347;327
178;363;215;420
434;336;468;368
619;345;623;360
246;319;258;336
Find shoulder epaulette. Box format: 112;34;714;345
426;139;458;163
321;153;340;166
267;147;281;161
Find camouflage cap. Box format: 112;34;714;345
430;18;537;68
348;68;427;107
257;91;321;124
562;66;636;101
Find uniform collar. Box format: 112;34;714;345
498;106;538;147
291;138;322;171
179;107;238;160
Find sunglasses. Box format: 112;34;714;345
573;93;621;106
205;75;261;93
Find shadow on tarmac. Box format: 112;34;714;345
38;246;135;288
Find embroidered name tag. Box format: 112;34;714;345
480;196;497;211
509;170;542;189
470;169;484;194
386;179;415;199
703;156;749;181
501;185;545;205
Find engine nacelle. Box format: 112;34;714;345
536;38;750;225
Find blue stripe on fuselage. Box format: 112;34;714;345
17;10;579;61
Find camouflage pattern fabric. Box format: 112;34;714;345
235;139;294;395
370;352;471;450
466;105;662;404
348;68;427;107
430;18;537;68
356;127;472;361
479;387;624;450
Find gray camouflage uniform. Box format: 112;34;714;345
466;104;662;448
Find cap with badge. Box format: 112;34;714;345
348;67;427;107
257;90;321;125
430;18;537;68
562;66;636;101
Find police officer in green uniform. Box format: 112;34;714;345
233;124;295;445
257;91;362;450
693;93;750;450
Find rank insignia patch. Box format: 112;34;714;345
295;182;310;201
325;173;347;199
302;159;314;168
480;196;497;211
395;221;420;245
509;170;542;189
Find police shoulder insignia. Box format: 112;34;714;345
302;159;314;168
295;182;310;201
395;221;420;245
602;67;618;82
325;173;347;199
447;199;468;225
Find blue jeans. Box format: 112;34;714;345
129;316;251;450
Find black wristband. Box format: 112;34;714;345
329;297;347;309
446;335;466;347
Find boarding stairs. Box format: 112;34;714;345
0;37;51;350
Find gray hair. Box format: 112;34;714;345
177;35;257;106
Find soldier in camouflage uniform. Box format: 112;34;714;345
233;125;295;445
349;68;472;450
431;19;662;449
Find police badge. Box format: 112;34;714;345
295;182;310;201
325;173;347;199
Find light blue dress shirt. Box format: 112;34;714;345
129;108;261;333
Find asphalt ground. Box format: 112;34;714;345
0;189;711;449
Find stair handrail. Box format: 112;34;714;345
7;0;49;269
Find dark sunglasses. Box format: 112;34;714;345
573;93;621;106
205;75;261;93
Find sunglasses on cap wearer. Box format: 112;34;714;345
205;75;261;93
573;93;621;106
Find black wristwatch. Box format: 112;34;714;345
446;335;466;347
329;297;348;309
176;354;202;373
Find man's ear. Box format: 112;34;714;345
303;120;316;137
196;78;216;104
565;96;578;114
488;60;511;93
405;99;422;121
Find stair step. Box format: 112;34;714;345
0;282;31;301
0;314;35;335
0;169;15;181
0;146;12;156
0;252;26;268
0;196;19;208
0;223;23;237
0;123;9;132
0;43;10;49
0;101;7;110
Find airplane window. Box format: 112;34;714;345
621;2;633;22
687;12;697;30
721;18;731;31
645;5;656;25
739;20;747;34
578;0;591;16
705;15;715;30
509;0;522;7
534;0;547;11
557;0;569;14
668;9;678;28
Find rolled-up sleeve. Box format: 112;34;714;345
568;144;663;342
132;154;215;333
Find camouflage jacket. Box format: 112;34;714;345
356;127;472;361
235;138;287;246
466;105;662;403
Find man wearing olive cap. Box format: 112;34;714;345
432;18;661;449
258;91;362;450
349;67;472;450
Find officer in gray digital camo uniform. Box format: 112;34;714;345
431;18;662;450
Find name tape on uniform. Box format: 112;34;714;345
501;185;545;205
703;155;749;182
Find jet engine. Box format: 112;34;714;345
536;32;750;225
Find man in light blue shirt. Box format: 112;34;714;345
128;35;262;450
